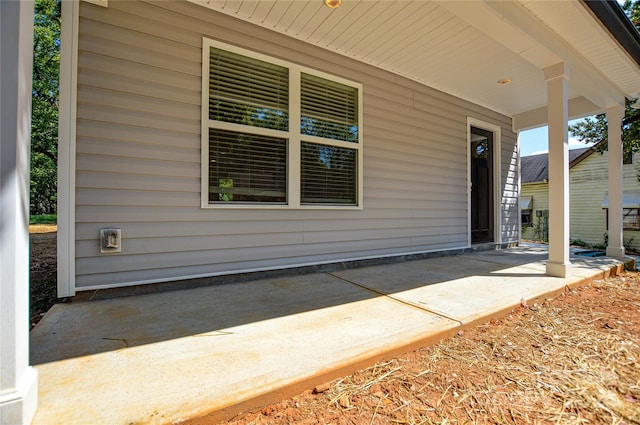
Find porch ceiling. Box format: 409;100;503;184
190;0;640;130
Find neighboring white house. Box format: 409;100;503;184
3;1;640;422
520;148;591;241
522;147;640;250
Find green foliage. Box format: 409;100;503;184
568;1;640;160
531;217;548;243
589;233;637;252
31;0;60;215
30;214;57;225
569;99;640;159
570;239;588;247
589;233;609;250
622;0;640;27
624;236;636;253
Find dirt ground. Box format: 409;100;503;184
28;230;640;424
29;225;60;327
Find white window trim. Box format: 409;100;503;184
200;38;363;210
466;117;502;247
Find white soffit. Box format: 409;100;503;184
191;0;640;121
521;0;640;99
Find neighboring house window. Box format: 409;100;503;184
520;196;533;226
201;39;363;208
622;208;640;229
604;208;640;230
623;151;633;165
521;209;532;226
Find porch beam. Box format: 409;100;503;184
512;96;601;132
0;1;39;424
606;105;625;259
545;63;571;278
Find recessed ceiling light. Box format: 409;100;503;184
324;0;342;9
497;78;512;85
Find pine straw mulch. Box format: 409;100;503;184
225;273;640;425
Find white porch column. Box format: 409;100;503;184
544;63;571;278
0;1;39;424
606;105;625;259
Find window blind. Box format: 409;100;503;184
301;142;356;204
209;129;287;203
203;40;361;208
300;73;358;142
209;47;289;131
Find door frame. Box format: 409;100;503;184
467;117;502;247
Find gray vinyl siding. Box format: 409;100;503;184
74;0;519;289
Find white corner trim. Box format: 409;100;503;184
467;117;503;246
466;122;472;248
517;130;522;242
82;0;107;7
57;0;79;297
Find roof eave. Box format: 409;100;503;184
582;0;640;70
569;145;597;169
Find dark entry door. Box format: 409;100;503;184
470;126;494;244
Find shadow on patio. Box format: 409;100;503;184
30;245;629;425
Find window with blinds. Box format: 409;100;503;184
301;142;356;204
202;39;362;208
300;73;358;143
208;47;289;131
209;129;287;203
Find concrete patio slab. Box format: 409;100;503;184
29;247;631;424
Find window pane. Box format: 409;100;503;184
301;73;358;142
209;47;289;131
623;208;639;230
301;142;356;204
209;129;287;203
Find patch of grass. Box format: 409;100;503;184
30;214;57;225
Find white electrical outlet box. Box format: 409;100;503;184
100;228;122;253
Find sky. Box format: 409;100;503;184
519;119;596;157
520;0;626;157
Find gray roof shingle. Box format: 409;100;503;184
521;147;593;184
